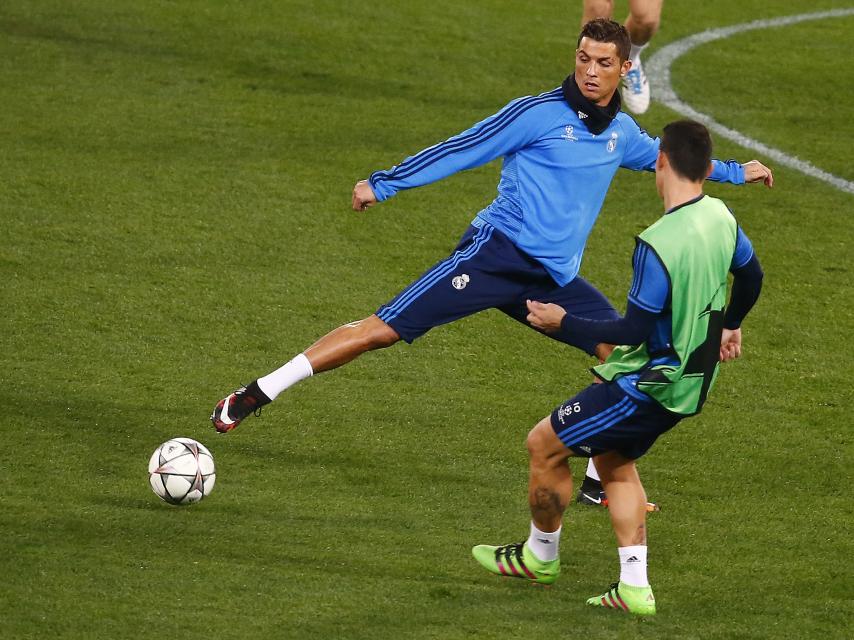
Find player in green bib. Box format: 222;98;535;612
472;120;764;615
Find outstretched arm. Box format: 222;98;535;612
362;92;559;204
619;117;773;187
527;239;668;347
527;299;659;346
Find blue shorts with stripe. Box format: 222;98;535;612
375;221;618;355
550;382;682;460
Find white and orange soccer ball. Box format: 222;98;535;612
148;437;216;505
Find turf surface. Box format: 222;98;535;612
1;1;852;638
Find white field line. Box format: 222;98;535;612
647;9;854;195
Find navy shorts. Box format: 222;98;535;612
376;221;618;354
550;382;682;460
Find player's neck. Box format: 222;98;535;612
662;181;704;213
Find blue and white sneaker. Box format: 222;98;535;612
621;58;650;114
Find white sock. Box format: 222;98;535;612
618;545;649;587
629;42;647;65
257;353;313;401
527;521;561;562
586;458;600;482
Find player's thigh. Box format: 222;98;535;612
554;382;682;460
551;382;639;456
376;224;528;343
544;276;619;320
527;415;578;463
500;276;617;323
500;276;618;354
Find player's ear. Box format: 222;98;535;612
655;151;666;172
620;59;632;77
705;162;713;179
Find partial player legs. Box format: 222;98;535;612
212;222;531;434
594;451;647;547
582;0;662;46
473;385;659;614
211;314;400;433
586;451;656;615
581;0;662;114
581;0;615;25
625;0;662;46
471;416;570;585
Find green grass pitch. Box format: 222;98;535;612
1;1;851;638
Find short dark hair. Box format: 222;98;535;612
577;18;631;61
660;120;713;182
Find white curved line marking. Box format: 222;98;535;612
647;9;854;195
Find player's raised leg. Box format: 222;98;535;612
471;416;572;585
585;450;656;615
212;222;522;433
211;314;400;433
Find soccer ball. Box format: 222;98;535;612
148;437;216;505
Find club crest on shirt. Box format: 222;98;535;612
451;274;470;290
607;132;619;153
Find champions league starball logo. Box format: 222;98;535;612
451;274;470;290
557;401;582;423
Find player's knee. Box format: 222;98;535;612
584;0;614;20
630;10;660;34
526;418;558;467
361;315;400;350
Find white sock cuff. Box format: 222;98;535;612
586;458;600;482
618;545;649;587
618;545;647;562
293;352;314;376
527;521;561;562
629;42;647;62
257;353;314;401
531;521;561;538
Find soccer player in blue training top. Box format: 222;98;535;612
472;119;764;615
211;20;772;439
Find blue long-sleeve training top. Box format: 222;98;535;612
560;218;763;347
559;208;763;402
368;84;744;286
